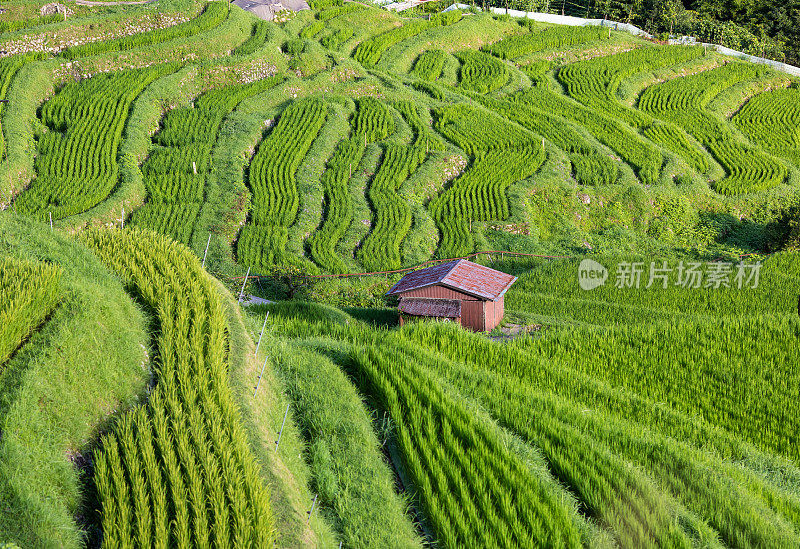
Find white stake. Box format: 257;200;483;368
275;403;290;451
306;494;318;524
192;161;197;174
202;233;211;268
49;212;52;230
238;266;251;302
121;207;124;229
255;311;269;357
254;354;268;397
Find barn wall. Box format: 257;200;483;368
400;285;477;300
485;297;505;331
461;300;485;332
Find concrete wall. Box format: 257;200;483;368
480;6;800;78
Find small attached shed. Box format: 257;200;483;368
386;259;517;332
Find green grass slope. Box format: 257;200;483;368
0;214;151;548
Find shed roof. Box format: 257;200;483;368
398;298;461;318
387;259;517;300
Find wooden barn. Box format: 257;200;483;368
386;259;517;332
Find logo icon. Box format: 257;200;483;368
578;259;608;291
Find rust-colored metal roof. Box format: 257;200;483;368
398;298;461;318
387;259;517;300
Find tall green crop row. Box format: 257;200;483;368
358;144;427;271
300;20;325;39
395;321;800;546
431;105;544;257
513;85;663;183
412;50;447;81
308;137;365;272
0;13;62;33
353;99;444;271
484;25;608;60
733;86;800;168
558;46;704;128
61;2;229;59
394;100;445;152
130;77;282;244
473;93;618;185
234;20;273;56
85;228;275;548
0;56;24;161
456;50;510;94
0;54;47;160
351;345;584;548
317;3;365;21
238;99;328;269
352;97;395;142
15;66;174;221
558;46;710;172
0;257;62;368
321;28;354;50
639;62;787;193
353;10;461;67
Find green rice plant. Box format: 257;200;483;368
431;147;543;257
234;20;272;56
733;86;800;168
570;152;617;185
465;91;620;185
318;3;365;21
455;50;510;94
15;66;175;220
348;344;584;547
85;228;276;548
61;2;229;59
144;170;205;202
394;101;445;151
434;103;534;155
639;62;787;193
412;49;447;81
352;97;395;142
519;60;552;82
353;10;461;67
357;144;427;271
0;54;48;159
558;46;710;172
308;137;365;272
483;25;608;60
117;415;152;549
512;85;663;184
300;20;325;39
558;46;704;129
321;28;354;50
0;14;61;33
133;408;169;549
237;225;290;269
395;320;800;545
128;203;201;245
0;257;62;368
271;338;423;548
131;77;281;244
239;98;327;269
411;80;445;101
143;143;213;174
431;104;544;257
94;441;118;549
